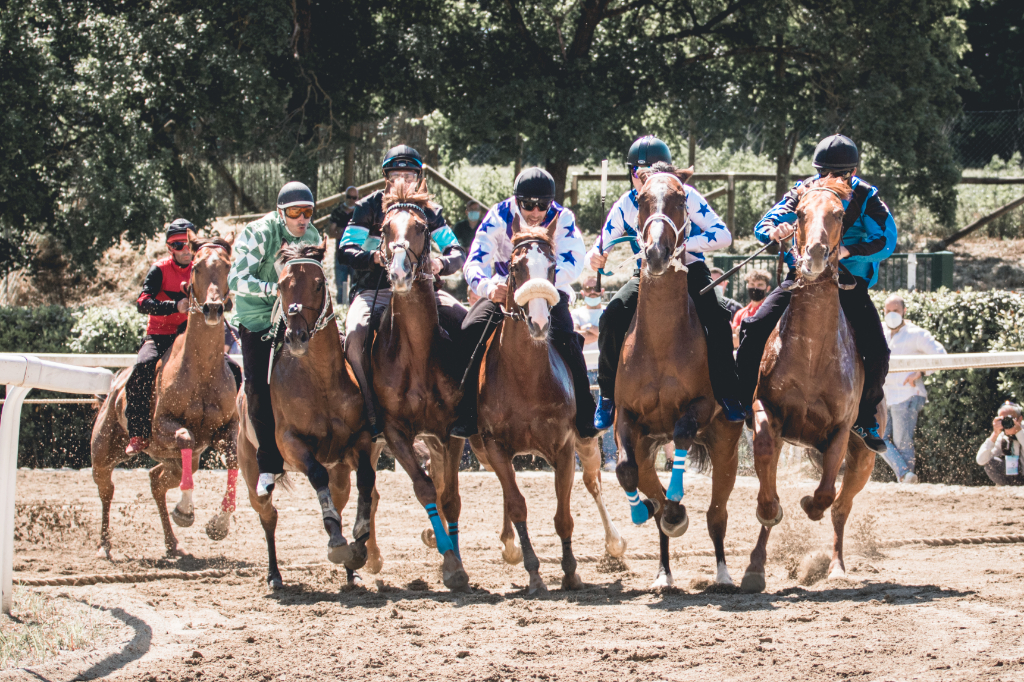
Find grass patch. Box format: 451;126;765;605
1;589;116;669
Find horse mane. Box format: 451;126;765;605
801;175;853;202
635;162;694;187
191;237;233;255
511;228;553;249
382;180;438;212
276;242;326;265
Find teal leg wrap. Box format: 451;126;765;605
426;503;454;555
447;521;460;560
667;449;686;502
626;490;650;525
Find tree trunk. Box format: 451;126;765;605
546;157;570;204
344;124;357;188
774;130;798;201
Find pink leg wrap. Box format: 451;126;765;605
222;469;238;512
180;448;194;490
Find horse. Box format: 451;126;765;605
475;220;626;594
613;168;743;588
91;236;239;558
235;242;380;589
371;181;470;591
741;175;882;593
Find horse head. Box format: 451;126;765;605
188;235;234;326
381;179;435;293
636;166;694;276
509;216;559;341
275;240;329;357
795;176;852;281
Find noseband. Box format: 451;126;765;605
504;239;556;323
185;243;232;315
264;258;335;342
380;202;432;280
785;185;854;291
641;174;691;265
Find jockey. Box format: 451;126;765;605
338;145;467;438
453;167;598;439
735;134;896;453
229;181;322;497
588;136;747;430
124;219;195;455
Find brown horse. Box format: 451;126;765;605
236;242;379;589
741;175;882;593
372;181;469;591
475;222;625;594
613;168;743;588
91;237;239;558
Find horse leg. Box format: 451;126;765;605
383;427;466;590
636;447;673;588
827;439;876;580
577;436;626;558
551;442;582;590
801;429;852;521
364;442;385;574
206;422;239;541
149;462;186;557
469;434;492;471
742;406;784;593
704;419;740;585
436;438;465;562
168;428;196;528
327;457;366;586
661;402;706;537
615;418;658;525
486;434;521;565
486;437;545;594
238;427;282;589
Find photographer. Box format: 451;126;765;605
976;402;1024;486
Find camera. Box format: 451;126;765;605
1001;416;1016;430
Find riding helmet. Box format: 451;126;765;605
381;145;424;177
812;135;859;172
166;218;194;241
626;136;672;168
276;181;315;208
513;167;556;200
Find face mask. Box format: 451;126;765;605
584;296;602;307
747;288;766;302
468;211;481;221
884;311;903;329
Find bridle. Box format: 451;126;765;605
784;185;854;291
640;173;691;266
503;238;556;323
264;258;335;343
184;242;232;315
379;202;432;281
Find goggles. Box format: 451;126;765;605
517;198;552;212
168;239;190;251
283;205;314;219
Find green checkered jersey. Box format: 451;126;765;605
228;211;321;333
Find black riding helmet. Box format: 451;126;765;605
166;218;194;241
513;167;556;200
381;145;424;177
812;135;859;173
277;181;315;207
626;135;672;168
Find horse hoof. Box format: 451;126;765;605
442;551;470;592
268;574;284;590
715;563;734;586
755;504;783;527
365;552;384;575
348;571;365;588
327;538;351;565
422;528;437;549
165;546;188;559
800;495;825;521
171;507;195;528
605;536;627;559
96;545;111;560
659;507;689;538
561;573;583;591
740;571;766;593
502;544;524;566
650;571;673;589
332;543;368;571
205;513;231;541
527;574;548;595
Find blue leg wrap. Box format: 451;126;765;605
447;521;460;560
425;504;454;555
626;490;650;525
667;449;686;502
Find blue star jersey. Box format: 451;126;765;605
464;198;586;302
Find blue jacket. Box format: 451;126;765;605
753;175;896;287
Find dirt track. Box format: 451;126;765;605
5;466;1024;681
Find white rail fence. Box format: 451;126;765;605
3;348;1024;613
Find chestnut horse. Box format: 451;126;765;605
475;221;626;594
742;175;881;593
91;237;239;558
372;181;469;591
614;168;743;588
236;242;379;589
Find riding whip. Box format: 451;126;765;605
596;159;608;291
699;238;778;296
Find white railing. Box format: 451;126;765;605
0;354;113;614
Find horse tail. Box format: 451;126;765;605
687;440;713;476
275;473;295;493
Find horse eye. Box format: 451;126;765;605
315;280;323;291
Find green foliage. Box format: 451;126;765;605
0;307;76;353
68;308;147;354
871;288;1024;485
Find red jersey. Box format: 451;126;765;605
137;256;191;336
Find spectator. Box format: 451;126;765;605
977;402;1024;486
328;185;359;302
881;294;946;484
572;276;615;470
452;200;484;251
710;266;743;316
730;269;772;348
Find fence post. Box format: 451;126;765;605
1;385;31;614
726;172;736;233
931;251;954;290
570;174;579;213
907;253;917;292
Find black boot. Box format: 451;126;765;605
451;355;482;438
552;331;599;439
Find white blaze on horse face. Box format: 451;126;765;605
523;243;552;329
802;210;830;276
389;211;413;282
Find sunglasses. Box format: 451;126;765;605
283;206;314;219
168;240;190;251
518;199;551;212
346;195;358;201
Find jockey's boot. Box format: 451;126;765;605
717;397;749;423
551;330;599;439
451;359;481;438
125;436;149;455
851;421;886;453
594;395;615;430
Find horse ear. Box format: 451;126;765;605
675;166;695;185
222;231;236;247
511;214;522;235
187;228;198;251
545;212;560;241
635;168;653;186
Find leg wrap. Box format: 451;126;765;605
317;488;341;525
447;521;460;560
560;537;577;577
425;503;454;555
180;449;194;490
667;449;686;502
626;490;651;525
222;469;238;512
513;521;540;573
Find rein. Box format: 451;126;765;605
782;185;855;292
263;257;336;343
184;243;232;315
